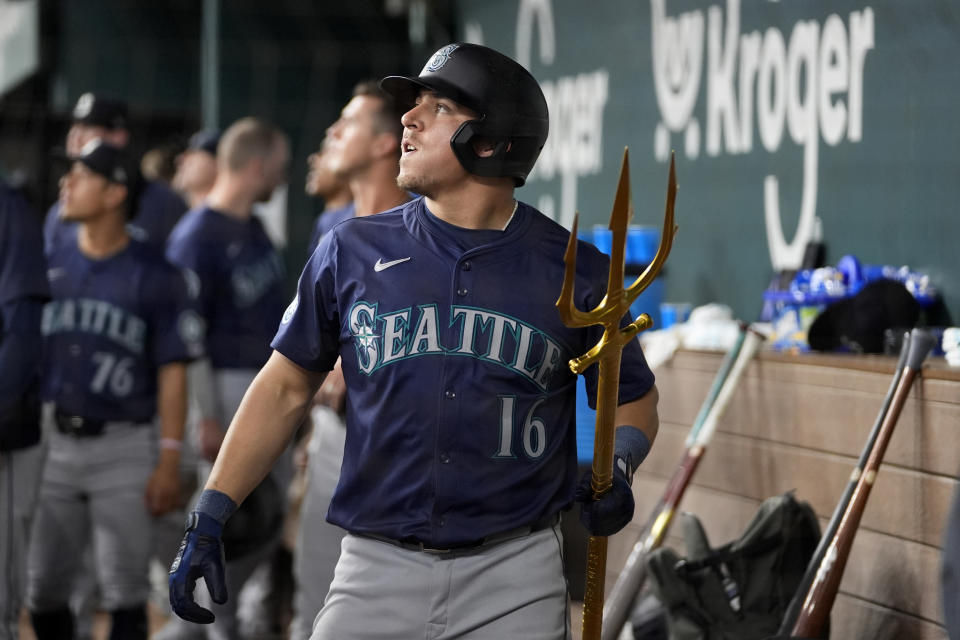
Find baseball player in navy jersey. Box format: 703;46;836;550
159;117;291;640
169;43;659;639
25;139;202;640
289;80;410;640
304;138;353;257
44;92;188;254
0;179;50;640
173;130;221;211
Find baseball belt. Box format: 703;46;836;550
53;410;150;438
358;513;559;555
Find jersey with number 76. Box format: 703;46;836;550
41;240;204;422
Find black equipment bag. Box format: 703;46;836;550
645;492;825;640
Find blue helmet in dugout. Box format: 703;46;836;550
381;43;549;187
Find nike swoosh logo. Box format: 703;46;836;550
48;267;66;280
374;257;411;272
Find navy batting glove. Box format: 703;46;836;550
575;461;635;537
169;511;228;623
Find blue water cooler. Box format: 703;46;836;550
574;226;663;463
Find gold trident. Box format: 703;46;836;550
557;148;677;640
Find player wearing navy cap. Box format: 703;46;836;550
0;178;49;640
169;44;659;639
26;139;202;640
44;92;188;254
172;129;221;210
160;118;291;640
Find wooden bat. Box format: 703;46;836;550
788;328;935;638
601;323;766;640
775;332;911;635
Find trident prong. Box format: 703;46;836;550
557;149;677;355
557;148;678;640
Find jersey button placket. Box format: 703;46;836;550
456;259;471;298
435;385;457;536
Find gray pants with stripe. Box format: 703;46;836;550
26;418;156;612
309;525;571;640
0;442;45;640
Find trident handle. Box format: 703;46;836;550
557;148;677;640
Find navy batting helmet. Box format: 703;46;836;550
381;43;549;187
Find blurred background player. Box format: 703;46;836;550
172;130;221;211
26;139;202;640
140;143;180;186
44;92;187;254
288;80;409;640
159;117;290;640
303;140;352;255
0;178;50;640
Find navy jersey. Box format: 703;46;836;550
0;181;50;450
166;205;286;370
0;183;49;308
273;197;654;546
44;180;187;254
41;240;204;422
307;202;355;257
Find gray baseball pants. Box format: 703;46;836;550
0;442;45;640
289;405;347;640
26;416;156;612
309;524;571;640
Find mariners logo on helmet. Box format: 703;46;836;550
425;44;459;73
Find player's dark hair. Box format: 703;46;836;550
220;117;286;172
352;80;405;150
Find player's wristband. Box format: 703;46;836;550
184;511;224;538
159;438;183;451
614;425;652;485
194;489;238;527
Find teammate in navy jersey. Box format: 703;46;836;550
160;118;291;640
170;44;659;639
308;80;411;411
0;179;50;640
173;129;221;211
290;80;410;640
44;92;187;254
26;140;201;640
304;138;352;257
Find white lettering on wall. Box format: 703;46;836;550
651;0;875;270
516;0;609;228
